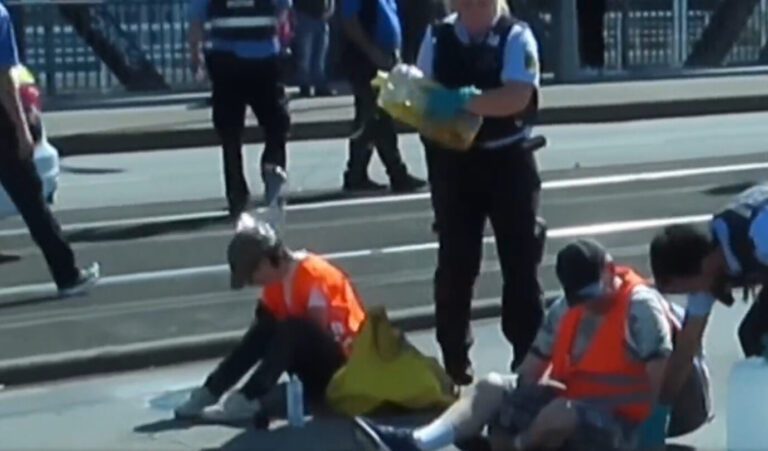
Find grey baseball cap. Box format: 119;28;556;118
556;239;611;306
227;216;280;290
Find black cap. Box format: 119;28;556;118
556;239;610;305
227;215;280;290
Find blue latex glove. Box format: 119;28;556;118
637;404;671;448
424;86;481;119
686;291;716;318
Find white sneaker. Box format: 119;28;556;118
58;262;100;298
174;386;218;419
201;391;261;423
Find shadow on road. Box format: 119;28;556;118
60;165;125;175
704;181;756;196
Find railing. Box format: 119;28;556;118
5;0;768;96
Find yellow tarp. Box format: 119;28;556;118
325;306;457;416
372;64;483;152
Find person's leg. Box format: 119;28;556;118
432;152;487;385
0;154;80;288
487;151;544;370
344;65;383;190
738;286;768;357
239;317;342;400
311;17;333;94
248;58;291;207
203;306;278;397
576;0;606;69
208;53;250;215
294;11;314;95
353;373;516;451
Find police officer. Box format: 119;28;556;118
338;0;427;192
415;0;545;385
188;0;292;218
0;4;99;297
648;183;768;433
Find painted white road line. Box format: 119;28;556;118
0;213;711;299
0;160;761;238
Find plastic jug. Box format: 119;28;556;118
727;338;768;450
371;64;483;151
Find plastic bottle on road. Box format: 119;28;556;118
286;375;305;428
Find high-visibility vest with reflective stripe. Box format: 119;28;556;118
205;0;277;41
550;266;653;423
262;253;367;355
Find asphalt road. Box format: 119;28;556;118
0;145;765;361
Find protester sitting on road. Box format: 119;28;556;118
649;183;768;429
174;214;367;423
353;239;673;451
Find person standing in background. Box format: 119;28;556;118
294;0;337;97
188;0;292;219
576;0;606;73
0;4;99;298
338;0;427;192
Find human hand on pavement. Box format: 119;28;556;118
424;86;481;120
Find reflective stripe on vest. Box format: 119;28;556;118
204;16;277;30
550;266;653;423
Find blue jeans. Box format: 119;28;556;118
295;11;329;89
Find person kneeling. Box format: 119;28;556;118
175;216;367;423
354;239;672;450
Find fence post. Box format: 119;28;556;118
553;0;581;82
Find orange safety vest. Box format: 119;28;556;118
550;266;654;423
262;253;367;354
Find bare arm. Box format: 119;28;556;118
659;315;708;404
0;68;33;157
0;69;26;132
466;82;535;118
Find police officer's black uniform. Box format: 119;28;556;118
423;15;545;383
204;0;291;216
709;184;768;356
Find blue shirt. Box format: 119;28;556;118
188;0;291;59
0;3;20;69
341;0;401;52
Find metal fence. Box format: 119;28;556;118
7;0;768;95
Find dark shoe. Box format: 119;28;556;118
299;86;312;97
391;174;427;193
58;262;101;298
445;359;475;386
343;175;387;192
353;417;421;451
314;86;337;97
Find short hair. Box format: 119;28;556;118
649;224;713;286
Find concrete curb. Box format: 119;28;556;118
0;299;510;387
49;94;768;156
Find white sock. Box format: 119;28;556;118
412;420;455;450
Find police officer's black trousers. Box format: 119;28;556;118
345;61;409;184
204;305;346;402
425;143;544;371
0;146;80;289
738;286;768;357
576;0;606;68
206;52;290;212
